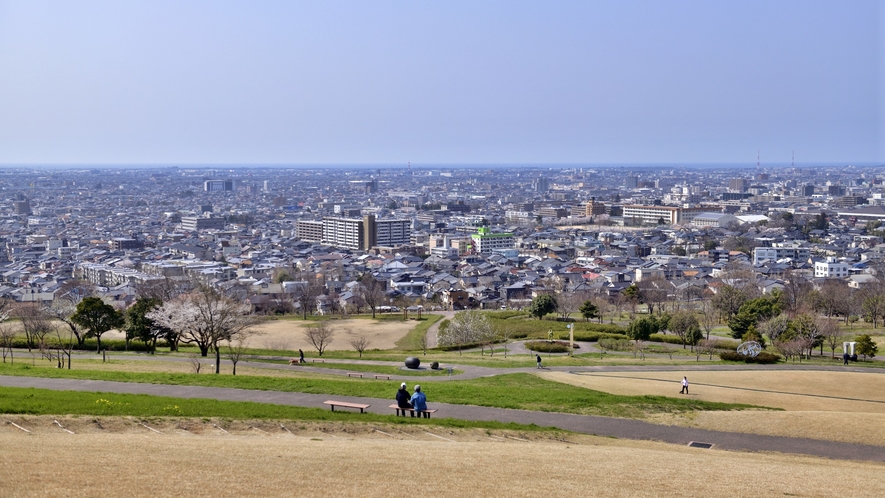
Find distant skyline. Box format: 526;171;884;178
0;1;882;165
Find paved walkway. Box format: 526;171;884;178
2;374;883;462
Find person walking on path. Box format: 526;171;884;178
410;385;429;418
298;349;305;364
396;382;413;417
536;354;542;369
680;376;689;394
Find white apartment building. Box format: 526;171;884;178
470;227;515;254
814;257;850;278
621;205;709;226
753;245;811;265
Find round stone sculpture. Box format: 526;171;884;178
736;341;762;357
404;357;421;369
430;361;439;370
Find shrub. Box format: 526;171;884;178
719;351;780;364
649;333;685;345
597;338;635;352
566;332;630;342
524;341;574;353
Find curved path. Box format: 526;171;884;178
1;374;883;463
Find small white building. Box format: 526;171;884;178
814;257;850;278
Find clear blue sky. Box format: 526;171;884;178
0;0;882;165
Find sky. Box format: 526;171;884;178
0;0;882;166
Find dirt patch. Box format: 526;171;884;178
539;370;885;412
103;318;417;353
1;416;882;497
540;370;885;446
648;411;885;447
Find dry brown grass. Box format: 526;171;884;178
540;370;885;446
1;416;883;498
539;370;885;412
102;318;415;352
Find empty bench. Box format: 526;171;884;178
324;400;371;413
373;374;391;380
347;372;363;378
389;404;438;419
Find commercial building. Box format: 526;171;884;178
585;199;607;216
181;215;226;231
728;178;749;192
204;180;234;192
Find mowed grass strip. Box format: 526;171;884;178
0;363;760;418
253;359;463;376
0;386;543;432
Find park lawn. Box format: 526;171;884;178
253;359;463;376
0;386;539;432
0;363;760;418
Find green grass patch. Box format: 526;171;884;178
394;314;442;350
0;364;763;418
0;386;548;431
258;359;462;376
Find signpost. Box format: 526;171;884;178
567;323;574;356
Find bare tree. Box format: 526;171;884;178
293;275;325;320
188;353;203;374
637;275;669;315
0;321;14;364
818;317;842;358
136;277;183;301
556;292;585;321
699;299;717;341
759;315;790;344
44;300;87;347
349;335;371;358
358;274;386;319
16;304;53;351
225;336;249;375
304;322;335;356
53;326;76;370
698;338;717;360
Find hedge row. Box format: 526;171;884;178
524;341;574;353
719;351;780;364
2;337;168;352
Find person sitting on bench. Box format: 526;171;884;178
396;382;413;417
410;384;428;417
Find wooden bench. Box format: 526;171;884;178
324;401;370;413
389;404;438;418
373;374;391;380
347;372;363;378
311;359;325;363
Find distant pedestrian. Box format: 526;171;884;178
680;376;689;394
536;354;542;369
843;352;849;365
298;349;305;364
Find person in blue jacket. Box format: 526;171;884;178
410;385;428;418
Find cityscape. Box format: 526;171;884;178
3;162;885;312
1;1;883;496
